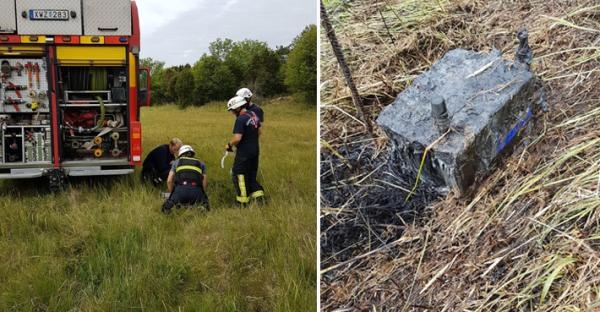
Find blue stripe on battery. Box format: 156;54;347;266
497;107;533;153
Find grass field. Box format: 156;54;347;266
0;97;317;311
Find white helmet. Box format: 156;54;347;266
178;145;195;157
236;88;253;99
227;96;246;111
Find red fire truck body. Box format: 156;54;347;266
0;0;148;189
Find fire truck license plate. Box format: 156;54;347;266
29;10;69;20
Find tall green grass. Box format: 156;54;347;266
0;97;316;311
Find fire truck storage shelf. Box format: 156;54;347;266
1;125;51;164
0;56;51;166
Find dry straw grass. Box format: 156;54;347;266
320;0;600;310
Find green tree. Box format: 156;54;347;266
209;38;234;61
163;67;179;103
174;66;195;106
225;40;284;98
192;54;238;105
284;24;317;104
140;57;165;76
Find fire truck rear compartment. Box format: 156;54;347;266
58;66;129;163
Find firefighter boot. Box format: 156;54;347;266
250;190;266;205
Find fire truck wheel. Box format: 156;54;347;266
47;169;67;193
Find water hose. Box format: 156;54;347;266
95;96;105;128
220;151;229;169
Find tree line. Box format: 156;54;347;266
141;24;316;106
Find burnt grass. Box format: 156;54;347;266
320;136;440;270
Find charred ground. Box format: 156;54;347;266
320;0;600;310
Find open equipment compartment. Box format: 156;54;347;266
57;61;130;162
0;55;52;167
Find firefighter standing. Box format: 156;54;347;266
161;145;209;214
141;138;182;186
226;96;265;205
236;88;265;202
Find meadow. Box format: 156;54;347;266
0;97;317;311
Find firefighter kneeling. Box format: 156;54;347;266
162;145;209;214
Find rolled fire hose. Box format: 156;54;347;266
94;148;103;158
93;136;103;145
110;131;119;141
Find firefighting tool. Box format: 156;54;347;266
220;151;229;169
25;62;32;89
33;63;40;89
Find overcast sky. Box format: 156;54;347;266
136;0;317;66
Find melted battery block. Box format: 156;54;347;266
377;49;537;194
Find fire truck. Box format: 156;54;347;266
0;0;149;190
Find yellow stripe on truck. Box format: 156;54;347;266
56;46;125;66
0;46;45;56
20;36;47;43
129;52;136;88
80;36;105;44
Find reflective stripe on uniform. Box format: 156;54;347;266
250;190;264;198
236;196;250;203
176;165;203;174
236;174;249;203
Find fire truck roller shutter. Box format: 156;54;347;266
0;46;44;57
56;46;126;66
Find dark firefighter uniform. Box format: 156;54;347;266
247;103;264;123
245;102;264;200
162;157;209;213
141;144;174;186
232;111;264;204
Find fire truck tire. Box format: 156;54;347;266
47;169;67;193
